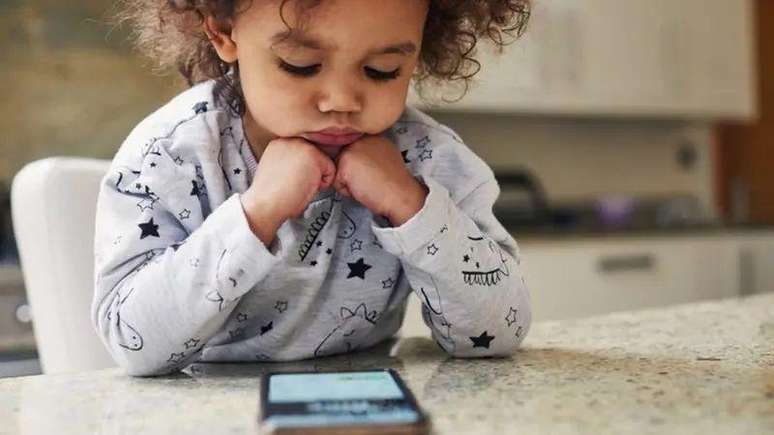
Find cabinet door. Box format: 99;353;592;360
737;234;774;296
409;0;755;119
519;237;740;321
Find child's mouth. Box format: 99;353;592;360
303;130;364;147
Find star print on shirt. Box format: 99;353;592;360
260;321;273;335
310;260;318;267
350;239;363;253
416;136;431;148
193;101;208;114
137;198;157;211
236;313;248;322
174;156;184;166
326;248;333;255
427;244;439;256
190;180;201;196
505;307;519;327
440;224;448;233
189;258;199;268
229;327;246;339
150;162;157;168
184;338;200;349
463;254;471;263
178;209;191;220
316;241;323;247
167;352;186;364
470;331;495;349
233;168;241;175
275;300;288;313
419;149;433;162
381;277;395;289
138;218;160;239
347;258;372;279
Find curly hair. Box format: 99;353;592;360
114;0;531;115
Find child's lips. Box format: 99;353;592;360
303;131;364;146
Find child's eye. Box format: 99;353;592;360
365;66;400;81
278;60;321;77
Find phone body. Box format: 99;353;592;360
258;368;431;434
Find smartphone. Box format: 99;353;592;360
259;368;431;434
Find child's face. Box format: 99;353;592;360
212;0;429;152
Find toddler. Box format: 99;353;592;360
93;0;532;376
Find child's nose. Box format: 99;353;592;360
317;79;364;114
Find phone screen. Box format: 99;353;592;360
260;369;427;431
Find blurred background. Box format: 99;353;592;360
0;0;772;376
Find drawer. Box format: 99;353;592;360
521;237;740;321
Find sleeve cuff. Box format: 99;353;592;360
371;176;451;256
208;193;281;299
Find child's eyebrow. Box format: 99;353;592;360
270;30;416;56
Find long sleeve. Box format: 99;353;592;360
372;176;532;357
91;145;280;376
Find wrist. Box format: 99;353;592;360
239;193;285;246
387;178;428;227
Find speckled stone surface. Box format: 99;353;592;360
1;293;772;434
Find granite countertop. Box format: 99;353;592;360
1;293;772;435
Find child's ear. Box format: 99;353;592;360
203;15;238;63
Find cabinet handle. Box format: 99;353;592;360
598;254;655;273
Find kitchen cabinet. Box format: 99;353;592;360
399;231;774;337
409;0;756;120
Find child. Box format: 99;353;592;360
93;0;532;376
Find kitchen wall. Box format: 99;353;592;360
431;112;717;218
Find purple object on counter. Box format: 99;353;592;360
596;196;636;228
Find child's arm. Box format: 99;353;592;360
373;175;532;357
91;150;280;376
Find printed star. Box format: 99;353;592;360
470;331;495;349
275;300;288;313
233;168;242;175
350;239;363;252
113;236;122;246
427;244;439;256
174;156;184;165
184;338;200;349
381;277;395;289
229;327;246;339
150;162;157;168
401;150;411;163
416;136;431;148
167;352;185;364
260;321;273;335
326;248;333;255
347;257;372;279
178;209;191;220
236;313;248;322
316;240;323;247
505;308;519;327
476;262;480;269
310;260;318;266
419;149;433;161
440;224;448;233
193;101;208;114
135;183;142;190
190;180;201;196
515;326;524;338
189;258;200;268
138;218;160;239
463;254;471;263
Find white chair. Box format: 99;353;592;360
11;157;116;374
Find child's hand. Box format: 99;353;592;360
333;135;428;226
241;138;336;244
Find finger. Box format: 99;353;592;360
319;158;337;189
